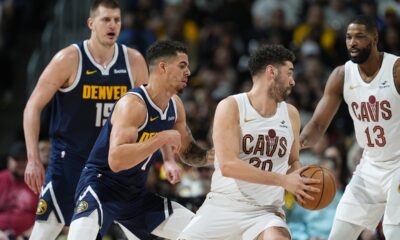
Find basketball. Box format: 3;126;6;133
296;165;337;210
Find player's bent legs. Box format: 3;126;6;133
151;201;194;239
328;219;364;240
257;227;290;240
29;211;64;240
67;210;100;240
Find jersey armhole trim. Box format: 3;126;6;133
122;45;135;87
59;44;82;93
126;92;148;131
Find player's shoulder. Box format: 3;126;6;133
286;103;300;121
332;64;345;79
52;45;79;65
125;47;145;60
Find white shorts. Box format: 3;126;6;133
178;192;289;240
335;158;400;230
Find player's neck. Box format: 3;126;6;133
144;82;173;111
246;90;277;118
87;39;115;69
358;51;383;83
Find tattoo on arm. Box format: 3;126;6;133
180;141;209;167
179;125;210;167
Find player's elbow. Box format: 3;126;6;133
219;160;234;177
108;150;124;173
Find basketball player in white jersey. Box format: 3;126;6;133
300;15;400;240
178;44;320;240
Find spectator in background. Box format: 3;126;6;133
0;141;38;239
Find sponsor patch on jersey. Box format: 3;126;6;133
280;120;288;128
168;116;175;121
76;200;89;214
36;199;47;215
379;80;390;89
114;69;127;74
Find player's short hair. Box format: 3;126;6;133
349;15;378;34
146;40;188;68
90;0;120;17
248;44;295;76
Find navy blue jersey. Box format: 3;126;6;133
84;85;177;200
49;40;134;160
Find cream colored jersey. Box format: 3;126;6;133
210;93;294;207
343;52;400;163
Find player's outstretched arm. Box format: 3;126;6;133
108;94;181;172
300;66;345;149
23;46;79;194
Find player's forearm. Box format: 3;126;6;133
300;121;326;149
23;105;42;162
219;158;284;186
109;134;167;172
179;141;211;167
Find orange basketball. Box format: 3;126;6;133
296;165;337;210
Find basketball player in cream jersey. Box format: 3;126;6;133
300;15;400;240
179;45;320;240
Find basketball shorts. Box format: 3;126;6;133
35;149;86;225
178;192;289;240
335;158;400;229
71;167;174;240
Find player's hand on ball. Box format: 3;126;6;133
282;166;320;205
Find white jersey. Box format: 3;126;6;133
210;93;294;207
343;52;400;163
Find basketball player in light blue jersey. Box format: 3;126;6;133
23;1;151;239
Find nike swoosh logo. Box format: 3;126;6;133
150;116;159;122
349;85;360;90
244;118;256;123
86;70;97;75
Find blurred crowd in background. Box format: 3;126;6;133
1;0;400;239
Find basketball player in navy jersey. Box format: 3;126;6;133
23;1;153;239
179;44;320;240
300;15;400;240
67;40;212;240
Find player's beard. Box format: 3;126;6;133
268;71;291;102
348;42;372;64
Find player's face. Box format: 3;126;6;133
165;52;191;93
89;6;121;46
346;23;374;64
268;61;295;102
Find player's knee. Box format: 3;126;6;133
383;224;400;240
29;212;64;240
68;211;100;240
258;227;290;240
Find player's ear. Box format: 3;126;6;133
266;65;276;77
87;18;94;30
159;61;167;73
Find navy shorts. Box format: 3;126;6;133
35;149;86;225
72;167;173;240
